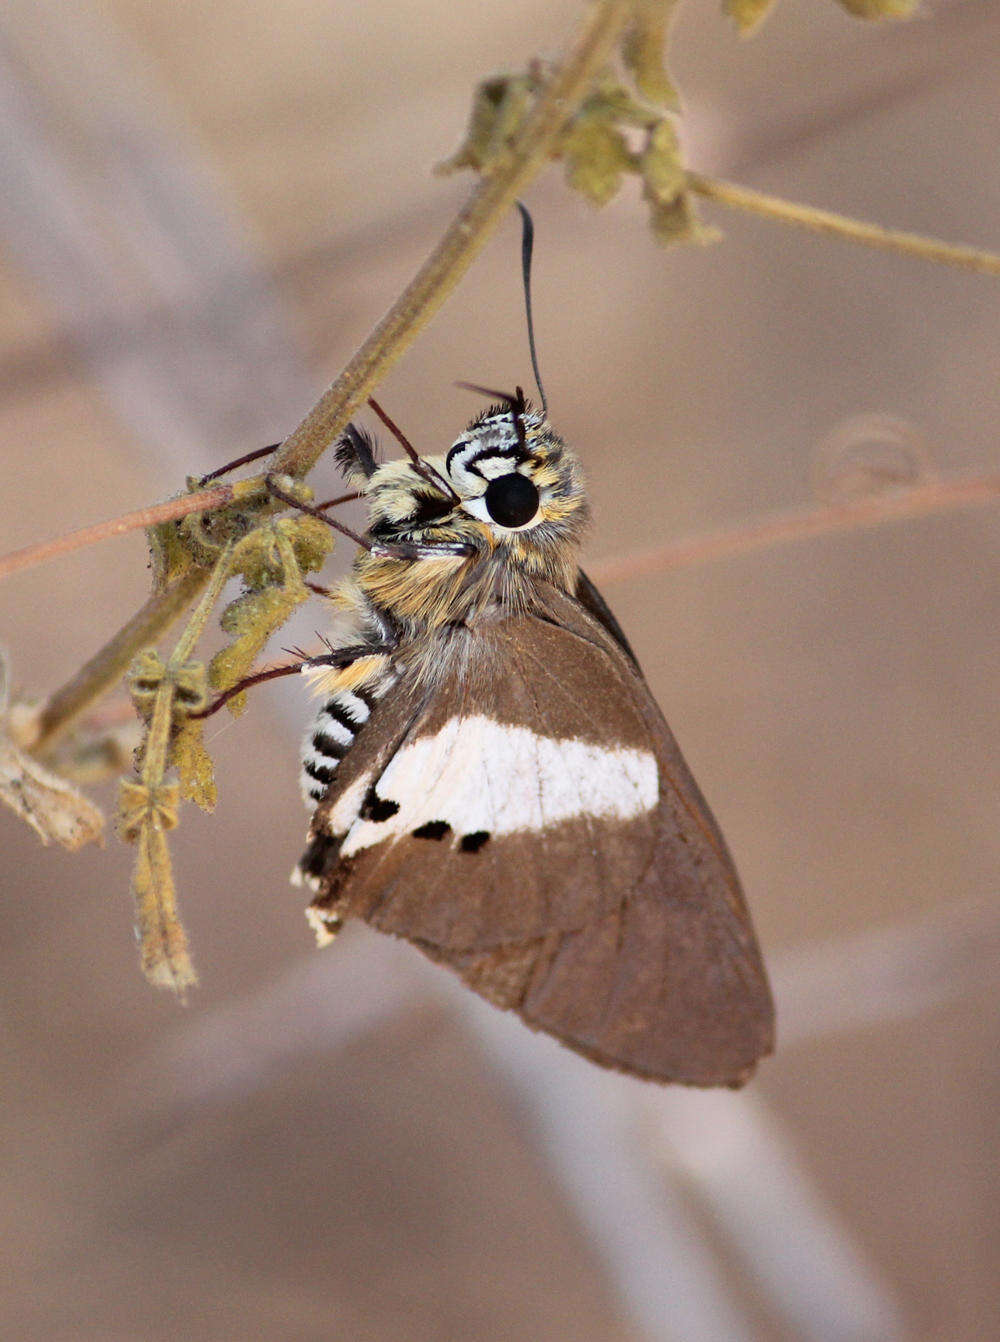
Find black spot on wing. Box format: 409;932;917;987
360;784;399;823
413;820;451;841
460;830;490;853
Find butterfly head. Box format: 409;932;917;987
362;396;588;564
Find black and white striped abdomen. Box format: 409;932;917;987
300;671;397;807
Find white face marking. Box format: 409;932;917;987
446;412;543;493
322;716;658;856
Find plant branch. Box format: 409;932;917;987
0;484;244;584
270;0;635;480
589;471;1000;586
687;173;1000;278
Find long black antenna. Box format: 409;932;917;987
516;201;548;417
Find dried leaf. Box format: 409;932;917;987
47;719;143;787
126;650;214;804
561;113;634;206
119;779;195;993
118;777;178;839
0;732;105;849
722;0;778;35
0;652;104;849
623;0;681;109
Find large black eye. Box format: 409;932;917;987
483;473;539;528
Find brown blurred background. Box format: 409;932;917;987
1;1;998;1339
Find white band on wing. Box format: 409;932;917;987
324;715;659;855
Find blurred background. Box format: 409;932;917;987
1;1;998;1338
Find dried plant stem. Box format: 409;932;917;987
687;172;1000;278
0;484;241;584
127;544;236;992
35;567;207;753
589;471;1000;587
271;0;635;480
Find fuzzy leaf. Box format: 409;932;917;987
285;515;334;579
126;651;209;790
623;1;680;109
648;193;721;248
585;75;661;129
210;583;305;716
436;73;534;175
146;514;192;591
562;113;634;206
231;515;331;590
172;718;217;812
722;0;778;34
118;778;179;840
640;118;686;205
209;517;329;716
126;649;166;725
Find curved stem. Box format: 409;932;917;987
589;471;1000;587
687;172;1000;278
271;0;635;479
0;484;241;584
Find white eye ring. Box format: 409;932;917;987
461;496;491;525
461;494;542;533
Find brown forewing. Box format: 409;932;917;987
303;583;774;1087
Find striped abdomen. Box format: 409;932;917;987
300;669;397;807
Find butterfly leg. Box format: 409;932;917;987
198;441;281;485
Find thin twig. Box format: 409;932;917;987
270;0;635;480
589;472;1000;587
0;484;241;584
687;172;1000;278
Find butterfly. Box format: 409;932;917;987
289;384;774;1088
